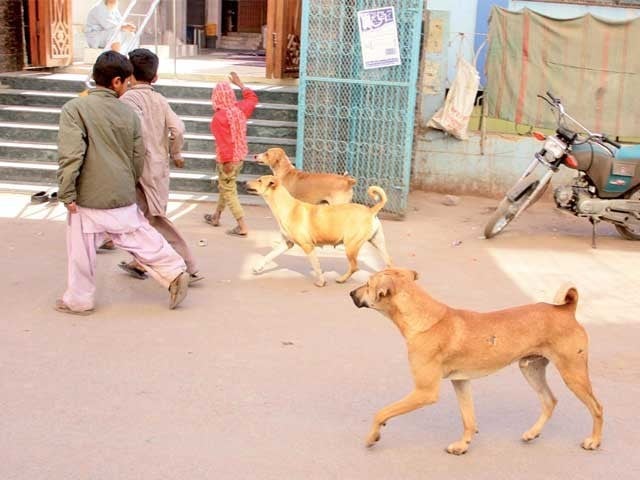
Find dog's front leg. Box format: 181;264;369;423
366;387;439;447
305;249;326;287
447;380;478;455
253;239;292;274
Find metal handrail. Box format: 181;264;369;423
131;0;162;46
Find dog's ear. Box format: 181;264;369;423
375;275;395;302
267;177;280;189
411;270;419;281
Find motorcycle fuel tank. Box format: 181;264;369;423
571;142;640;198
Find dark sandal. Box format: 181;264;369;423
226;226;247;237
204;213;220;227
30;191;49;203
118;261;148;280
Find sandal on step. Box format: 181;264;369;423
54;299;94;316
118;261;148;280
204;213;220;227
226;226;247;237
189;272;205;285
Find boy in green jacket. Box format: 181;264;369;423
56;51;189;315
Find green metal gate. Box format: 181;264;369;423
296;0;424;215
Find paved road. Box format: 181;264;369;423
1;191;638;480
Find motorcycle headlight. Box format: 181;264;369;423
544;137;567;159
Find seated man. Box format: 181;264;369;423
85;0;138;53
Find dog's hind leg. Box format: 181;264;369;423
551;350;603;450
519;356;557;442
447;380;478;455
368;223;392;267
336;244;361;283
366;385;440;448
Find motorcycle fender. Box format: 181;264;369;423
507;178;538;202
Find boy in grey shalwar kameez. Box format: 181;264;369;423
119;48;203;284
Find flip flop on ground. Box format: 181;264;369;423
226;226;248;237
189;272;205;285
118;261;148;279
30;191;49;203
54;299;94;316
204;213;220;227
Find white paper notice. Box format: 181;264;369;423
357;6;401;70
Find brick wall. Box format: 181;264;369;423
0;0;24;73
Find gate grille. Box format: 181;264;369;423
297;0;424;214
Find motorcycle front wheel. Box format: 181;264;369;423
484;179;542;239
615;186;640;240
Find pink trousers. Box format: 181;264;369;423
62;204;186;311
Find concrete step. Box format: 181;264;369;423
0;90;298;122
0;159;269;195
0;140;283;173
217;40;262;50
0;72;298;197
218;33;262;49
0;106;297;138
0;124;296;157
0;73;299;104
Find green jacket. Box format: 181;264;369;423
57;88;144;209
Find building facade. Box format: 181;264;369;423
0;0;25;72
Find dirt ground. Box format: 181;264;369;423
1;191;639;480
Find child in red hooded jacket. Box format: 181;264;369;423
204;72;258;237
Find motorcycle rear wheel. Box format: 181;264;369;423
615;186;640;240
484;179;541;239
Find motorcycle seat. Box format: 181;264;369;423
616;144;640;162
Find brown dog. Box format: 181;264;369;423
254;148;356;204
350;269;603;454
246;175;392;287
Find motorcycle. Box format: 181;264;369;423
484;91;640;246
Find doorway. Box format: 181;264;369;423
222;1;266;35
265;0;300;79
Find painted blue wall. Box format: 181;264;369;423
475;0;509;87
414;0;640;196
428;0;640;88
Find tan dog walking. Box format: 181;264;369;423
350;269;603;454
247;175;392;286
255;148;356;204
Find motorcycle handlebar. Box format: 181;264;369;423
537;92;620;148
546;91;560;104
603;136;622;149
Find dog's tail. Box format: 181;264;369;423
368;186;387;215
553;282;579;311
